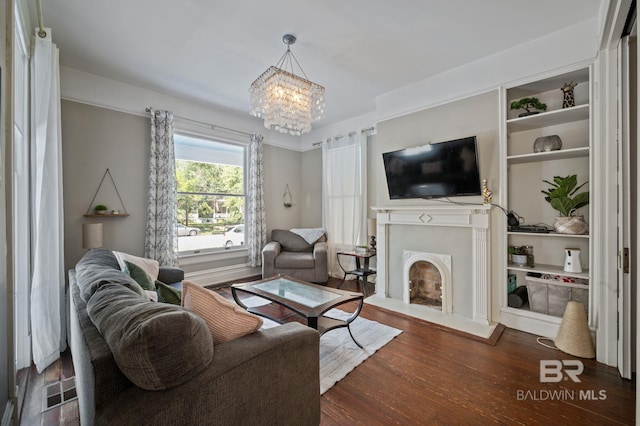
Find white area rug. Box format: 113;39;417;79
260;308;402;394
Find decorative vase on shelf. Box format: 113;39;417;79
542;175;589;234
553;215;588;235
533;135;562;153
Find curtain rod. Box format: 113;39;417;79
36;0;47;38
145;107;253;137
312;126;376;147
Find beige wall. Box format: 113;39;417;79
373;90;500;206
62;100;150;271
372;90;501;318
263;144;303;232
300;148;323;228
61;100;309;272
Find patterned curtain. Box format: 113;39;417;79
247;133;267;267
323;132;367;277
145;109;178;266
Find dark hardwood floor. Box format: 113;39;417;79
19;277;635;425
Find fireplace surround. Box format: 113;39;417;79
367;205;495;338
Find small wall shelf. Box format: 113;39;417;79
83;213;130;218
84;168;130;217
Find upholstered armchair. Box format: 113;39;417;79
262;229;328;284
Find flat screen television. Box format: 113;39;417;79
382;136;481;200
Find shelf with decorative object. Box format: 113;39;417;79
83;168;130;218
83;213;130;218
507;231;589;239
506;146;590;164
506;103;589;131
506;262;589;280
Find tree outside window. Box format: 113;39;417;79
174;134;245;253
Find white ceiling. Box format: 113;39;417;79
32;0;602;130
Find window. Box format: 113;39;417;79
174;133;246;254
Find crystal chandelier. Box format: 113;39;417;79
249;34;325;136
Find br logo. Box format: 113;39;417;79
540;360;584;383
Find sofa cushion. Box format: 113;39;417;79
274;251;315;269
87;283;213;391
271;229;313;253
181;280;263;345
155;280;182;305
113;251;160;281
125;261;156;291
75;248;146;302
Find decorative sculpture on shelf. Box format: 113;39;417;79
510;97;547;117
481;178;493;205
561;82;577;108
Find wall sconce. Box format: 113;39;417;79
82;223;103;249
367;218;377;251
283;184;292;208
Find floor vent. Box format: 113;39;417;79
44;377;77;411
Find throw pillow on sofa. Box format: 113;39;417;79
113;251;160;280
181;280;263;345
155;280;181;305
125;261;156;291
87;282;213;391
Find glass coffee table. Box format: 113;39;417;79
232;275;364;348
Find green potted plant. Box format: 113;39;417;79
94;204;108;215
510;97;547;117
541;175;589;234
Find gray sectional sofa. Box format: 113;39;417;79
69;248;320;425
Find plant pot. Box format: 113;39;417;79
518;111;540;117
512;254;528;266
553;215;588;235
95;210;108;215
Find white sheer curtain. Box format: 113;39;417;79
30;28;66;373
145;109;178;266
322;132;367;277
247;134;267;267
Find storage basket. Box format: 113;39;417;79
525;276;588;317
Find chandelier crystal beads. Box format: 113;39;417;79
249;34;325;136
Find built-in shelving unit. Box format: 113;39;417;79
499;66;593;338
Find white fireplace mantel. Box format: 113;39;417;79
369;204;493;335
